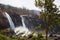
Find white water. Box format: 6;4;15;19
4;12;15;31
15;15;31;36
4;12;31;36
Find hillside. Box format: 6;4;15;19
0;4;40;30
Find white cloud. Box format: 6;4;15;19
54;0;60;10
0;0;60;10
54;0;60;6
0;0;41;11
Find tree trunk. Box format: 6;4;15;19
46;27;48;40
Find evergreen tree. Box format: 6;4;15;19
35;0;60;40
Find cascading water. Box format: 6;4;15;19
4;12;15;31
20;15;31;36
20;15;26;28
15;15;31;36
3;12;46;36
3;12;31;36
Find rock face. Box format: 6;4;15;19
0;4;46;34
0;11;10;30
0;4;60;35
0;4;40;30
0;11;24;30
23;16;46;32
7;11;23;27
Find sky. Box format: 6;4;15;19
54;0;60;10
0;0;60;11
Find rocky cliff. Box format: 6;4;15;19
0;4;40;30
0;11;10;30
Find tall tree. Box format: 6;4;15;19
35;0;59;40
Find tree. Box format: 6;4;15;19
35;0;59;40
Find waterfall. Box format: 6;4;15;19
4;12;15;31
3;12;31;36
15;15;31;36
20;15;26;28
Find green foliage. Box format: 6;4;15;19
35;0;60;40
35;0;58;13
34;24;41;30
35;0;60;30
35;0;45;7
27;33;46;40
0;34;12;40
0;32;53;40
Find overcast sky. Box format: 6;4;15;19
0;0;60;10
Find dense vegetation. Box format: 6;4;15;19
0;32;53;40
35;0;60;40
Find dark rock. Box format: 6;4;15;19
0;11;10;30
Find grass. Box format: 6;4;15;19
0;28;54;40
